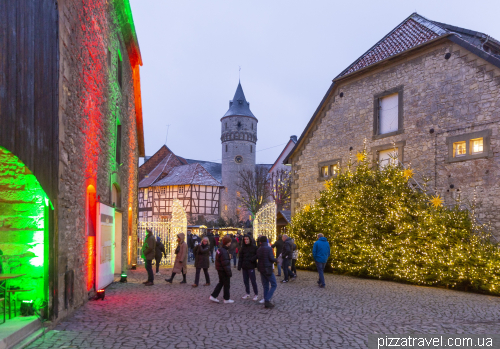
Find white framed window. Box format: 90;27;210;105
378;149;398;168
379;93;399;134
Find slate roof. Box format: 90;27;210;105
152;163;223;187
278;210;291;223
337;13;500;78
185;159;222;183
222;82;256;119
138;152;182;188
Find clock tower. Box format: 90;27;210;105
220;82;258;222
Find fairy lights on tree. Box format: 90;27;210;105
290;145;500;295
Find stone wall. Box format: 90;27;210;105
291;40;500;238
221;115;257;222
57;0;139;318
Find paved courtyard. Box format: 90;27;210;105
27;264;499;349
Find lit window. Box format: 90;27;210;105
470;138;483;154
330;163;339;176
321;166;329;178
144;188;148;198
379;149;398;168
236;191;241;197
453;141;466;157
224;205;227;211
379;93;399;134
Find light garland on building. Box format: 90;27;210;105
254;201;277;243
289;147;500;295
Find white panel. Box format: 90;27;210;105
379;93;398;134
96;203;115;290
379;149;398;168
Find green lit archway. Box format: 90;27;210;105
0;147;49;309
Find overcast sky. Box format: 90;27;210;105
130;0;500;165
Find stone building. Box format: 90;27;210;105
139;82;269;225
285;13;500;237
220;82;259;221
0;0;144;332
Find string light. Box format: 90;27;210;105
289;144;500;295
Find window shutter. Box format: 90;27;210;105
379;93;398;134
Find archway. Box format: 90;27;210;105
0;147;49;310
111;183;121;208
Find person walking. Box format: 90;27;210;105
155;236;166;276
142;229;156;286
256;236;277;309
165;233;188;284
281;234;296;283
192;237;211;287
238;235;259;301
208;232;215;263
210;236;234;303
271;235;284;277
291;239;298;276
313;233;330;288
214;233;220;253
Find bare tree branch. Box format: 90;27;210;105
236;167;271;218
270;169;292;211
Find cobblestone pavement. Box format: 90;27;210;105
27;264;500;349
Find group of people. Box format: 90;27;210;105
141;229;331;309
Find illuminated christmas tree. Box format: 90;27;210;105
290;147;500;294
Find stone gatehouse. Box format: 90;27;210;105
285;13;500;238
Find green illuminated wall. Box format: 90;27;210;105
0;147;48;305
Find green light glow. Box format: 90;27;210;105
0;147;48;306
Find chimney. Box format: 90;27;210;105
290;135;297;143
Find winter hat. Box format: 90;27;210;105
156;236;161;243
222;236;232;245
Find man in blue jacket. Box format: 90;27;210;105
312;233;330;288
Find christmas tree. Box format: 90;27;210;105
289;147;500;295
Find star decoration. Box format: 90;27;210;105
430;195;443;208
303;204;311;212
403;168;414;179
356;152;365;162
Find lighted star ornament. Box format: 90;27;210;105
403;168;414;179
430;195;443;208
356;152;365;162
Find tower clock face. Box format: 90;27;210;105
234;155;243;164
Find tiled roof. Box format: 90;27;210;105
278;210;291;223
153;163;222;187
338;13;500;78
185;159;222;183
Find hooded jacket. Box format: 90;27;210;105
215;245;232;277
256;241;277;275
172;233;188;274
237;237;258;270
312;237;330;263
155;238;166;260
142;231;156;260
